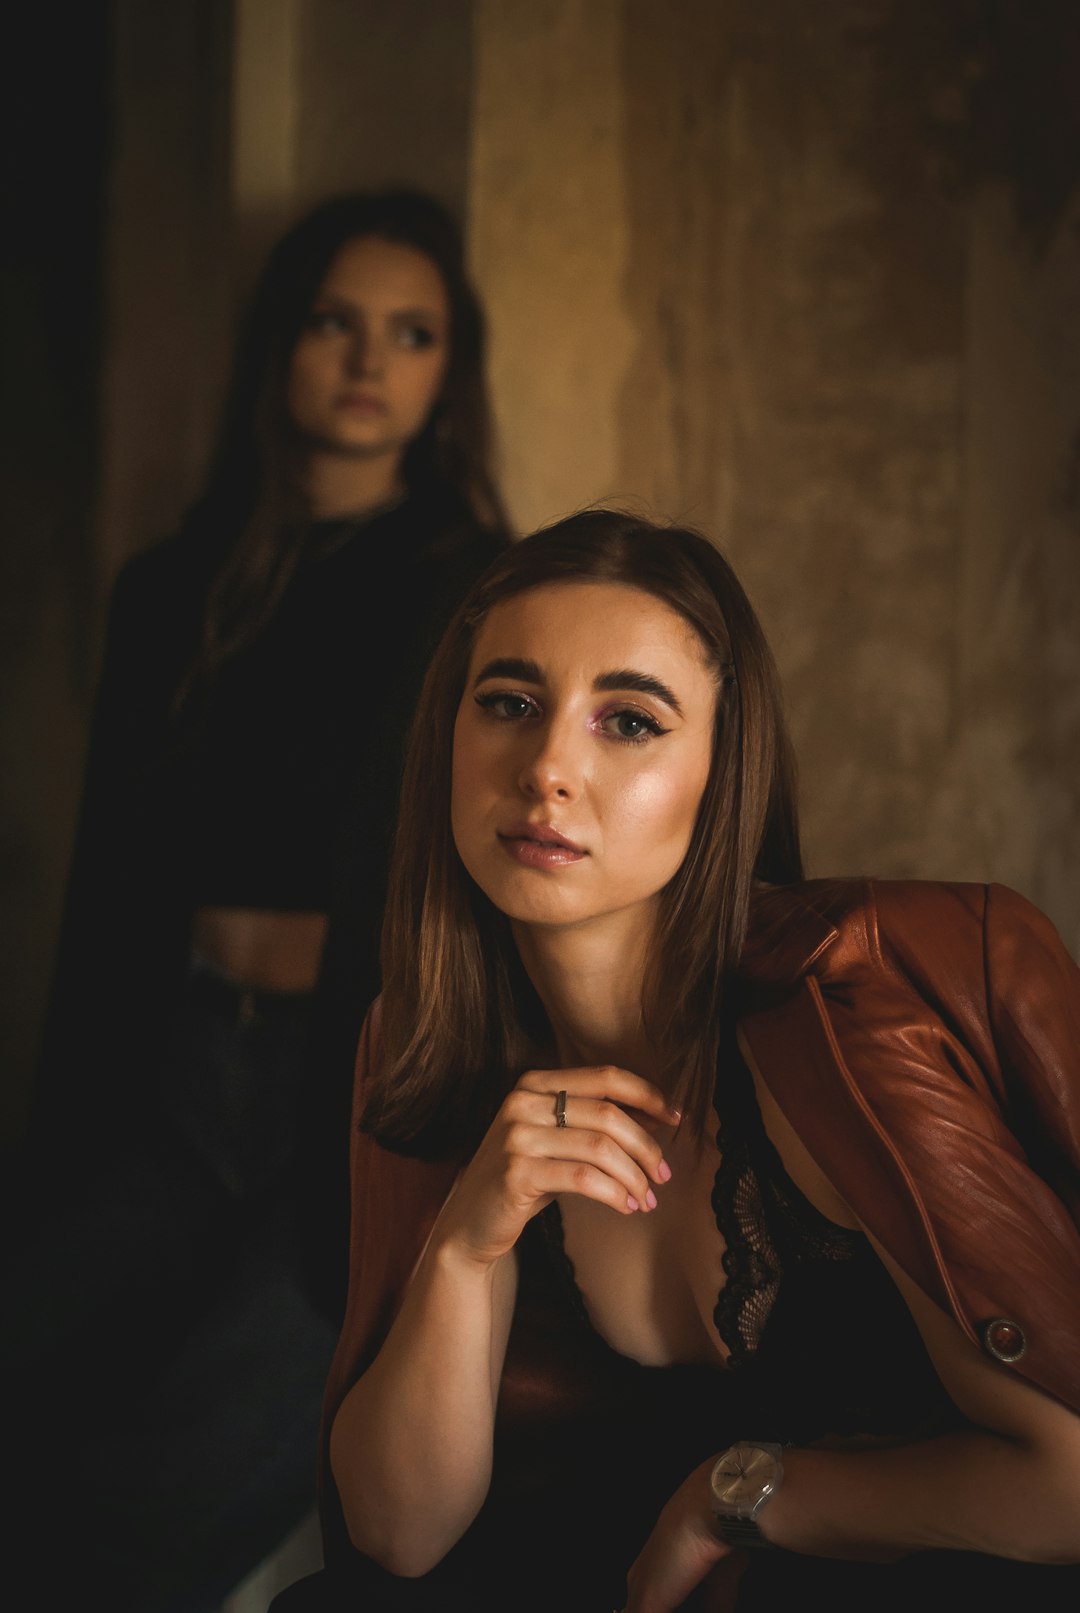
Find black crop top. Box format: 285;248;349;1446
32;484;506;1171
176;494;497;911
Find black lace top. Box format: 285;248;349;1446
527;1034;952;1451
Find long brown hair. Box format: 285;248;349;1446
179;189;509;705
365;508;803;1157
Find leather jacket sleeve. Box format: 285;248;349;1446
741;880;1080;1416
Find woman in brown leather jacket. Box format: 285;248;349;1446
282;509;1080;1612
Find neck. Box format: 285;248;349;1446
303;447;406;520
511;908;664;1088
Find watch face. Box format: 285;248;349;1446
710;1443;782;1517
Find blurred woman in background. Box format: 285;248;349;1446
8;188;510;1612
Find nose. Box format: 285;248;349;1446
346;325;383;378
517;720;582;803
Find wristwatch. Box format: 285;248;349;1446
709;1441;784;1549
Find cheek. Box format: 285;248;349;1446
614;754;709;849
286;345;324;412
400;352;448;415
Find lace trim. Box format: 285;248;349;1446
536;1045;863;1371
712;1104;782;1367
712;1042;862;1367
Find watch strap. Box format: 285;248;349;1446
710;1510;773;1550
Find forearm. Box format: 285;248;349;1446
626;1426;1080;1613
762;1429;1080;1563
330;1236;515;1576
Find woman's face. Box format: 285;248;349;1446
287;235;450;463
451;581;717;947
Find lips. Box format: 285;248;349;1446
336;391;386;413
497;821;588;869
498;821;585;854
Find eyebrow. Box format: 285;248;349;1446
471;658;684;717
312;292;443;322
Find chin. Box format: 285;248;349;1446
464;868;575;929
332;429;394;455
503;898;588;929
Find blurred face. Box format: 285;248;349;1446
451;582;717;947
287;235;450;463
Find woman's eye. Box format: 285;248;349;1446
306;309;349;335
474;691;537;722
600;708;667;743
395;323;437;350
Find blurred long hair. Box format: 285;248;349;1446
181;188;508;700
365;508;803;1156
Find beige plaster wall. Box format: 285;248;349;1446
468;0;639;528
943;185;1080;950
467;0;1080;950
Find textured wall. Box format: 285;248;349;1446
468;0;1080;950
945;184;1080;941
469;0;638;525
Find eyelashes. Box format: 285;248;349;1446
602;709;669;744
305;309;349;334
472;690;670;746
301;311;441;349
474;691;536;722
396;323;437;349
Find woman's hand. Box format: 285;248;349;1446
622;1457;745;1613
434;1065;679;1269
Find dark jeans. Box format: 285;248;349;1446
4;961;340;1613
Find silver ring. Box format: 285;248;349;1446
554;1090;568;1128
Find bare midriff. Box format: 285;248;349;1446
191;907;329;995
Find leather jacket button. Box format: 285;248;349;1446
981;1318;1027;1362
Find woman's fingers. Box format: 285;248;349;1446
540;1156;660;1216
506;1068;678;1204
443;1064;679;1264
519;1063;680;1127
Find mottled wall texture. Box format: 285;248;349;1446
470;0;1080;953
3;0;1078;1144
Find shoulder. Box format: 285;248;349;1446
744;876;1073;990
405;481;509;563
421;513;508;578
741;879;1080;1414
90;523;231;712
743;876;1080;1173
107;522;223;627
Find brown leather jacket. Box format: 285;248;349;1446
739;878;1080;1414
319;879;1080;1557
